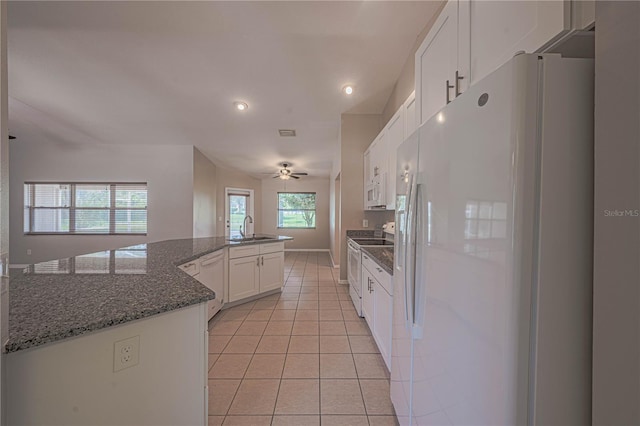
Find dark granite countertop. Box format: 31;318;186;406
6;234;292;353
361;246;394;276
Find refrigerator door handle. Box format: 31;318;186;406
404;176;417;328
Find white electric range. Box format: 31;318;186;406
346;237;394;317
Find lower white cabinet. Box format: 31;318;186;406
260;251;285;292
361;253;393;369
228;242;285;303
228;255;260;302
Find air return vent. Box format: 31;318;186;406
278;129;296;137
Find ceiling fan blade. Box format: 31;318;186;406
291;172;308;176
291;175;300;179
272;175;280;178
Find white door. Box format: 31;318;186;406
412;57;525;426
228;256;259;302
416;0;459;126
361;267;374;322
225;188;254;239
386;105;405;210
373;283;393;370
0;3;8;418
391;130;419;425
259;251;284;293
465;0;565;86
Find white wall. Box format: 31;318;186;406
337;114;397;280
6;304;207;425
193;147;217;238
592;2;640;424
261;177;330;250
9;140;195;264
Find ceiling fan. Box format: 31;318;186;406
273;163;308;180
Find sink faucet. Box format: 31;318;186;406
239;215;254;238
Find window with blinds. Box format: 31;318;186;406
24;183;148;235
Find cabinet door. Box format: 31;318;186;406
416;0;459;126
363;148;371;209
369;132;386;180
465;0;566;86
372;283;393;370
361;268;375;323
228;256;259;302
386;105;404;210
259;251;284;293
403;91;417;138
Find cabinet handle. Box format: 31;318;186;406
376;267;383;273
257;257;260;267
446;79;454;104
261;256;264;266
455;70;464;97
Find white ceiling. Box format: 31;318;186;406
7;1;441;178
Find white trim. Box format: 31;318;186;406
338;279;349;285
284;249;330;252
329;250;340;269
224;187;254;238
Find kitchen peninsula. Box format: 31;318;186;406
5;235;291;426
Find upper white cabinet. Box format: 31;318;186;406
417;0;596;126
363;90;417;211
403;91;417;138
416;0;463;126
385;105;404;210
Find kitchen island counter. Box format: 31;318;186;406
6;235;292;353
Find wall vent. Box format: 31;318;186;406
278;129;296;137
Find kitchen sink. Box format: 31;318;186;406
227;236;276;243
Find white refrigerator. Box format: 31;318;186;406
392;54;594;426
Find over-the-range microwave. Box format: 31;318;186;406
365;172;386;209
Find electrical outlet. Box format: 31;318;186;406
362;219;369;228
26;249;32;255
114;335;140;372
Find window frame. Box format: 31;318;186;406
24;182;148;236
277;192;317;230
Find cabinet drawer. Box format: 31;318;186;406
179;260;200;276
229;245;260;259
259;242;284;254
362;254;392;295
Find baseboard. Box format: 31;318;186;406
329;251;340;269
338;279;349;285
284;249;330;252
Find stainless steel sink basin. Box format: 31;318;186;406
227;236;276;243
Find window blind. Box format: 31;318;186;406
24;183;148;235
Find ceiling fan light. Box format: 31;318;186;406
234;101;248;111
280;174;290;180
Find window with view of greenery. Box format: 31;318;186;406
278;192;316;229
24;183;147;235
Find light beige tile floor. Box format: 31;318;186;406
208;251;398;426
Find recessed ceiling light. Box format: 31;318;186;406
234;101;248;111
343;85;354;95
